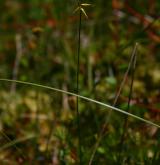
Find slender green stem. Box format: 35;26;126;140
118;43;137;162
76;1;82;163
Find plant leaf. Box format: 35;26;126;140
80;7;88;19
0;78;160;129
81;3;92;6
73;6;80;13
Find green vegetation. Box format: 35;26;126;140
0;0;160;164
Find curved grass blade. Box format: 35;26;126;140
0;78;160;129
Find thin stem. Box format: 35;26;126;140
118;43;137;162
88;43;139;165
76;2;82;164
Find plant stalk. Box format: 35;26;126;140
76;1;82;163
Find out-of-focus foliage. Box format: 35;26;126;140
0;0;160;164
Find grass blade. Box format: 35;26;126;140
0;134;36;151
0;78;160;129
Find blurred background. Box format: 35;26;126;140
0;0;160;164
